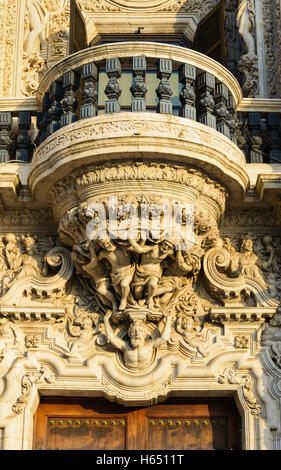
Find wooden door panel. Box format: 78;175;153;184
46;416;127;450
144;417;227;450
139;400;241;450
34;398;241;450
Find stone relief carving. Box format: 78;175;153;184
50;161;228;214
0;0;17;96
0;318;23;362
203;235;276;308
0;232;73;311
78;0;219;15
12;365;55;414
22;0;70;96
104;310;171;370
275;0;281;98
218;367;261;415
237;0;259;97
263;0;280;98
49;163;277;371
0;208;54;228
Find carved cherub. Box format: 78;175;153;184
175;313;209;357
103;310;171;369
66;313;98;357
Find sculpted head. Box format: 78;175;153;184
128;320;146;349
5;233;17;244
160;239;174;253
99;236;116;252
241;238;253;253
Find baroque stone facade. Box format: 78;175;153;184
1;0;281;451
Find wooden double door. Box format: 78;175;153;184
34;397;242;450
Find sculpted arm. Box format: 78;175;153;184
103;311;126;351
128;239;154;254
176;249;193;273
154;314;172;348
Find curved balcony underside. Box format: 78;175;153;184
29;112;248;204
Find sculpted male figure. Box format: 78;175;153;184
82;240;119;313
104;310;171;369
129;238;174;310
97;237;135;311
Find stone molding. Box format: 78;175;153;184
29;112;248;204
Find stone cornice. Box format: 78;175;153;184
0;97;38;112
237;98;281;113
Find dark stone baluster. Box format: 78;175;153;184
267;113;281;163
236;112;247;154
197;72;216;129
46;81;63;137
80;62;98;119
131;57;147;112
179;64;196;120
61;71;80;127
248;112;263;163
156;59;173;114
214;82;230;138
16;111;31;162
35;93;50;146
227;95;238;145
0;112;12;162
105;58;122;114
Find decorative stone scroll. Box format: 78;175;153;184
203;237;278;310
12;365;55;414
0;234;73;306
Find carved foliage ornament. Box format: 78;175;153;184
12;366;55;414
218;367;261;415
78;0;219;14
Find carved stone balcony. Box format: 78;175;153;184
29;42;249;204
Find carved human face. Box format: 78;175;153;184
241;239;253;252
100;238;116;252
128;322;146;349
161;240;174;253
182;316;193;331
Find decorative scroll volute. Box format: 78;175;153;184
203;241;279;309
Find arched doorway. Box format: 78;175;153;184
33;397;242;450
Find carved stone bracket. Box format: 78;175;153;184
218;367;262;416
12;365;55;414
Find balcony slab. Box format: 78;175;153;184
29;112;249;205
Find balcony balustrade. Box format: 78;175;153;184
34;42;242;146
0;43;280;167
